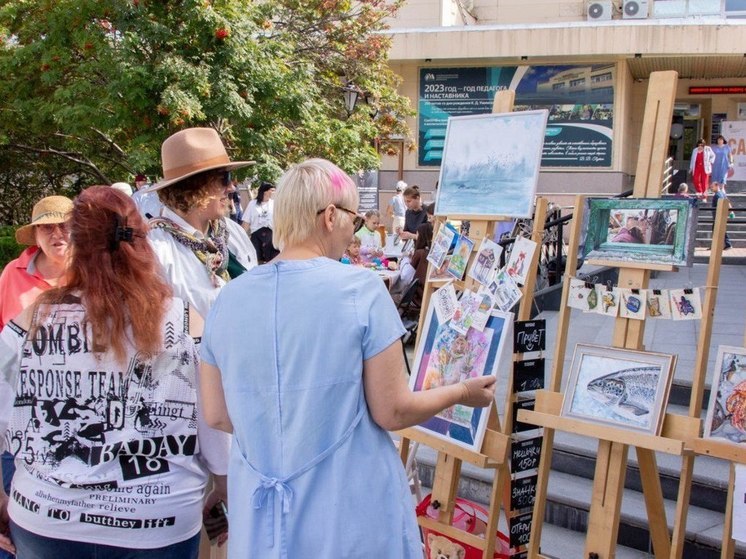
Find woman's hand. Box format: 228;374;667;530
459;376;497;407
203;475;229;547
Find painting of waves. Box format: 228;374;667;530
435;110;548;218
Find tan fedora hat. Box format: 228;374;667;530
147;127;254;192
15;195;74;245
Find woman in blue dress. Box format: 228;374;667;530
200;159;497;558
711;135;734;187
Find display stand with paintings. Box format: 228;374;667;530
397;90;550;559
518;70;730;559
689;340;746;559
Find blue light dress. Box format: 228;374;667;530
201;257;421;559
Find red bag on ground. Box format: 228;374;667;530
416;494;511;559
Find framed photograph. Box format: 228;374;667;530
561;343;676;435
578;197;698;267
409;303;514;452
704;346;746;444
435;110;548;218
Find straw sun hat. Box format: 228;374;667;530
147;127;254;192
15;195;74;246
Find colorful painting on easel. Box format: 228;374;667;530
704;346;746;444
446;235;475;280
434;110;548;218
409;304;513;452
505;236;537;286
561;343;675;435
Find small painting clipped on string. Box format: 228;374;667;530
668;288;702;320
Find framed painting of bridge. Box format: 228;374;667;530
561;343;676;436
434;110;548;219
578;197;698;268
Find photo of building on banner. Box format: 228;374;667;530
418;65;614;168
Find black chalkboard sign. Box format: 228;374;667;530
510;474;538;510
513;358;545;393
509;511;533;548
512;399;538;433
511;436;543;474
514;320;546;353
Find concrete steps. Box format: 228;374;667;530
411;417;745;558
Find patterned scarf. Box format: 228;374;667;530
150;217;231;286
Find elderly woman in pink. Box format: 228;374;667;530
0;196;73;330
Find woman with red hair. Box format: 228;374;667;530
0;187;228;559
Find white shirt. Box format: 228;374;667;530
243;199;274;233
0;299;227;548
132;189;164;220
149;207;257;319
388;193;406;217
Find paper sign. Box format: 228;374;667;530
513;359;545;393
468;237;503;285
509;512;533;548
511;436;543;474
512;398;539;434
514;320;546;353
510;474;538;510
432;282;458;323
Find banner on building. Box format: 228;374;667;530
721;121;746;182
418;65;615;168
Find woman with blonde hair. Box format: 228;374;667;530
0;187;228;559
200;158;496;558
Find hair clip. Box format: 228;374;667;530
111;215;134;251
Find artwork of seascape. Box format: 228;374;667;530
704;346;746;444
435;111;548;218
563;344;674;435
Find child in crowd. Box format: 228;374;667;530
408;220;434;308
342;236;365;265
355;209;384;259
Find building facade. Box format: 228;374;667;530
378;0;746;208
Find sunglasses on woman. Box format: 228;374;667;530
316;205;364;231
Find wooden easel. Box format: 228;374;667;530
520;70;727;558
397;90;550;558
687;204;745;559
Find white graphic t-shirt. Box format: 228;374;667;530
0;297;216;548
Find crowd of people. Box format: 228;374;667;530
0;127;495;558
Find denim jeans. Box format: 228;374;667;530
10;521;200;559
0;452;14;559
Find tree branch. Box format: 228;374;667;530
7;144;110;184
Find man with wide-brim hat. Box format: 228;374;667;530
0;195;73;330
147;127;258;318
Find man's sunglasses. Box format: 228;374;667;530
219;170;232;187
316;204;364;230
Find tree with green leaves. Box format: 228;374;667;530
0;0;413;224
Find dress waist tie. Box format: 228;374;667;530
235;403;366;559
